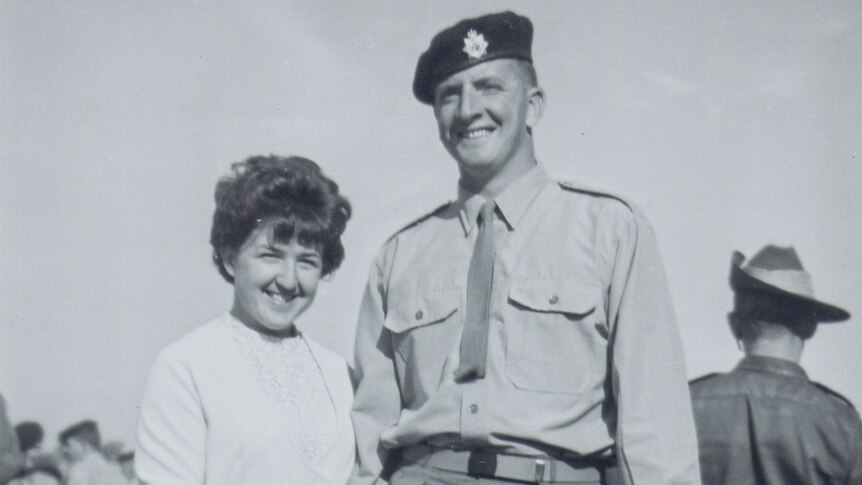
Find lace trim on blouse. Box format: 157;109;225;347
226;315;337;462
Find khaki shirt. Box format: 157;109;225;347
691;356;862;484
351;165;701;485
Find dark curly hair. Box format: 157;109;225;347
210;155;352;282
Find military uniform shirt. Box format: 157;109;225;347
350;164;701;485
690;355;862;485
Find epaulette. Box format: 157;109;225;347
557;180;633;211
688;372;719;385
813;382;856;410
386;201;452;242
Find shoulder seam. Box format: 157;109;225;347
386;201;452;241
689;372;720;385
557;180;633;211
813;381;856;410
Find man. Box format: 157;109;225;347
116;452;140;485
13;422;43;469
7;466;62;485
350;11;700;485
58;420;126;485
690;245;862;484
0;394;25;484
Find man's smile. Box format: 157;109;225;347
459;127;494;140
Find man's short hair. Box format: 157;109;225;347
515;59;538;88
730;290;818;340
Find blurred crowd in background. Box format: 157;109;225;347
1;393;138;485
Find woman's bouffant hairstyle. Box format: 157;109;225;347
210;155;351;282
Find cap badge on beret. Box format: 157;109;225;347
413;11;533;104
462;30;489;59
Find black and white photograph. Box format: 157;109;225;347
2;1;861;484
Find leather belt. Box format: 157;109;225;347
400;444;615;483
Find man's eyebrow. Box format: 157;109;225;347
436;82;461;95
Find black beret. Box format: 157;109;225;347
413;11;533;105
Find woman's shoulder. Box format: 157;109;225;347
156;314;232;363
302;337;346;362
303;337;351;376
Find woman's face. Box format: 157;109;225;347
225;223;323;336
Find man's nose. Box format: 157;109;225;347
457;87;481;120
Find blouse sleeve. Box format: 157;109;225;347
136;348;206;485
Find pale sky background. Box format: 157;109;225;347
2;1;860;449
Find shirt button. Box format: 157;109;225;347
415;310;423;320
469;404;479;414
548;295;559;304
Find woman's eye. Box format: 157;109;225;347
298;256;322;268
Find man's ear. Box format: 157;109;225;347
525;86;545;129
727;312;742;340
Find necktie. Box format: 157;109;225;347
454;200;496;381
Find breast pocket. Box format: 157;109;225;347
384;287;460;403
505;279;607;394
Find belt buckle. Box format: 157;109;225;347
534;458;547;482
467;451;497;477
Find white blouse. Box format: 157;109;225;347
136;314;355;485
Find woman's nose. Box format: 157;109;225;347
275;263;298;291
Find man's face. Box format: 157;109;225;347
61;438;87;462
433;59;541;185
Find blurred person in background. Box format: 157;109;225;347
7;465;62;485
13;423;43;468
116;452;138;485
690;245;862;484
136;155;355;484
0;394;24;484
15;421;45;465
58;420;125;485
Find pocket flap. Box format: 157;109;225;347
384;287;460;333
509;279;597;315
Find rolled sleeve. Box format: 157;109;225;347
605;206;701;485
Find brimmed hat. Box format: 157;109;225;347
58;419;99;446
413;11;533;105
730;245;849;322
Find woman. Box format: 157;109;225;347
136;155;354;484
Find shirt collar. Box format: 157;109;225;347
736;355;808;380
456;164;552;236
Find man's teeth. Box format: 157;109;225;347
462;129;491;139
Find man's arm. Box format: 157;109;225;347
349;243;402;485
603;204;701;485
